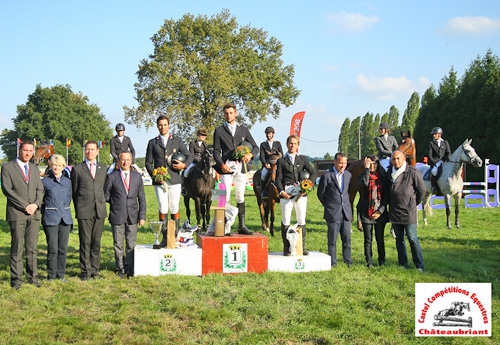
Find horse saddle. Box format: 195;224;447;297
423;169;431;181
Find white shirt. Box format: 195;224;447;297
332;167;344;192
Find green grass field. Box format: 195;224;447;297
0;186;498;344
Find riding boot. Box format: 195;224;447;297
237;202;253;235
181;175;187;196
430;174;437;194
301;225;309;256
281;223;291;256
159;212;167;247
260;177;269;199
172;212;181;236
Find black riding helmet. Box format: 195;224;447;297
115;123;125;131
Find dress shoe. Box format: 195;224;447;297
11;282;22;290
30;281;42;288
80;275;90;281
302;249;309;256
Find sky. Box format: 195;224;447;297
1;1;499;160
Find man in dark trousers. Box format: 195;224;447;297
389;150;426;271
146;115;192;244
427;127;451;195
105;151;146;278
1;140;44;289
71;140;107;280
317;152;353;267
213;102;259;235
259;126;283;199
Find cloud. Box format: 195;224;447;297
356;74;430;101
326;11;379;33
441;16;500;35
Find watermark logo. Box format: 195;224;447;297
415;283;491;337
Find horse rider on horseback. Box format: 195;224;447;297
427;127;451;195
259;126;283;199
109;123;136;173
375;122;398;171
182;128;208;196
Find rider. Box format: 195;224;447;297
259;126;283;199
375;122;398;171
182;128;208;196
427;127;451;195
109;123;135;173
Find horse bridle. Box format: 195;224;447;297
399;137;415;159
449;144;480;164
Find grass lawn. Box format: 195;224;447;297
0;185;498;344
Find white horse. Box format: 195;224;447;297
417;139;482;229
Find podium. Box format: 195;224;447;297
267;251;331;272
196;233;268;275
134;245;202;276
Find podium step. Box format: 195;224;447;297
134;245;202;276
267;251;331;272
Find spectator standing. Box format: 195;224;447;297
105;151;146;278
389;150;426;271
357;155;389;268
42;154;73;281
71;141;107;280
1;140;44;289
317;152;353;267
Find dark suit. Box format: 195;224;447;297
145;135;192;185
189;139;208;163
71;160;107;279
317;169;353;267
427;139;451;167
1;160;44;286
105;169;146;276
213;124;259;174
110;135;136;163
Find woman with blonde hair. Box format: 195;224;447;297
41;154;73;281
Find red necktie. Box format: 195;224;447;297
90;163;96;179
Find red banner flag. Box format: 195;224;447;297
289;111;306;137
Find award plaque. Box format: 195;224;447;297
150;221;162;249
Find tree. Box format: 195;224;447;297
388;105;400;132
324;152;333;160
401;91;420;136
348;116;361;160
123;9;300;141
0;84;113;165
360;112;376;157
338;118;350;154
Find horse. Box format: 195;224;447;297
417;139;482;229
33;142;54;165
347;131;417;209
183;147;216;231
252;150;281;236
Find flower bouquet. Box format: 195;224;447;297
233;145;251;174
152;166;171;192
287;178;314;201
232;145;250;161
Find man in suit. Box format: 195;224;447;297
275;135;316;255
259;126;283;199
1;140;44;289
317;152;353;267
71;140;107;280
105;151;146;278
213;102;259;235
146;115;192;245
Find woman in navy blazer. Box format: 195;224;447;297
42;154;73;281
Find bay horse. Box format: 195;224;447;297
183;147;216;231
417;139;482;229
347;131;417;209
252;150;281;236
33;142;54;165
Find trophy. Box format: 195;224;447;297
150;221;163;249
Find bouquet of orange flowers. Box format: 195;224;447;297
232;145;250;161
152;166;170;191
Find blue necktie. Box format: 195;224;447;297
24;164;29;178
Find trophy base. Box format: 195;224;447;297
153;244;162;250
